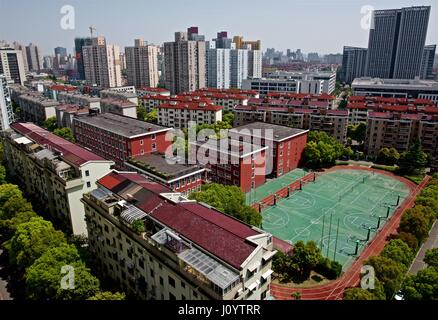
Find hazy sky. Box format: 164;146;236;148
1;0;437;56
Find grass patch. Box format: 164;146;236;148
402;174;425;185
371;164;398;172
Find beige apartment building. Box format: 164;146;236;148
82;171;275;300
17;92;59;125
157;100;223;128
82;37;122;88
125;39;159;88
2;122;114;236
164;32;206;94
365;112;438;164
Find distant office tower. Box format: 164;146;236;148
307;53;321;63
366;6;431;79
420;45;436;80
43;56;53;69
0;75;15;130
341;46;368;83
12;42;28;72
0;47;27;85
230;49;248;88
125;39;159;88
74;37;92;80
82;36;122;88
25;43;43;71
164;29;206;94
207;47;231;89
248;49;262;79
187;26;205;41
54;47;67;57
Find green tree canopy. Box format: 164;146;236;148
304;131;351;168
25;243;100;300
399;206;435;244
0;164;6;184
43;117;58;132
402;267;438;300
292;240;322;279
365;255;407;299
53;127;75;142
380;239;414;268
344;288;376;300
398;140;428;174
347;123;366;143
424;248;438;269
7;217;66;269
88;291;126;300
189;183;261;227
144;108;158;123
376;147;400;166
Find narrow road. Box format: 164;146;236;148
409;220;438;275
0;248;12;300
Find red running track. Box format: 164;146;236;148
270;166;431;300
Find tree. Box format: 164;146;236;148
88;291;126;300
144;108;158;123
53;127;75;142
344;288;376;300
25;243;100;300
131;219;145;234
292;241;322;280
398;140;428;174
424;248;438;269
137;105;147;120
402;267;438;300
0;195;33;220
376;148;400;166
222;111;234;127
380;239;414;268
365;255;406;299
189;183;261;227
7;217;66;269
0;211;38;235
394;232;418;251
0;164;6;184
43;117;58;132
347;123;366;143
0;184;23;208
399;206;434;244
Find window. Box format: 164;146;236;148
168;276;175;288
152;143;157;151
140;139;144;145
85;170;90;177
169;293;176;300
86;181;91;188
151;134;156;140
159;277;164;286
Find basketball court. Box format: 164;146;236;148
261;169;411;269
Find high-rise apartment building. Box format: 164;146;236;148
230;49;248;89
12;42;28;73
366;6;431;79
207;47;231;89
25;43;43;72
74;37;92;80
125;39;159;88
340;46;368;83
233;36;261;51
420;45;437;80
82;36;122;88
0;46;27;85
164;28;206;94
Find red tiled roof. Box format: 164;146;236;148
158;101;223;112
11;122;107;166
98;171;260;269
50;84;77;92
140;87;170;93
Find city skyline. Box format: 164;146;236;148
1;0;437;56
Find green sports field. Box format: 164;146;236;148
261;169;410;269
246;168;308;205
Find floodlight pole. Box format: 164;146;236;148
377;216;382;230
333;218;340;262
320;214;325;251
396;194;401;206
354;240;360;255
326;213;333;257
386;206;391;218
366;227;372;241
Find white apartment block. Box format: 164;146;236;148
248;50;262;79
230;49;249;89
207;48;231;89
57;91;101;109
0;75;15;130
100;98;137;119
0;47;27;85
125;39;159;88
157;101;223;128
100;88;139;106
82;37;122;88
82;171;275;300
17;92;58;125
2;122;114;236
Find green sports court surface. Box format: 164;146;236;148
261;169;411;269
246;168;308;205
